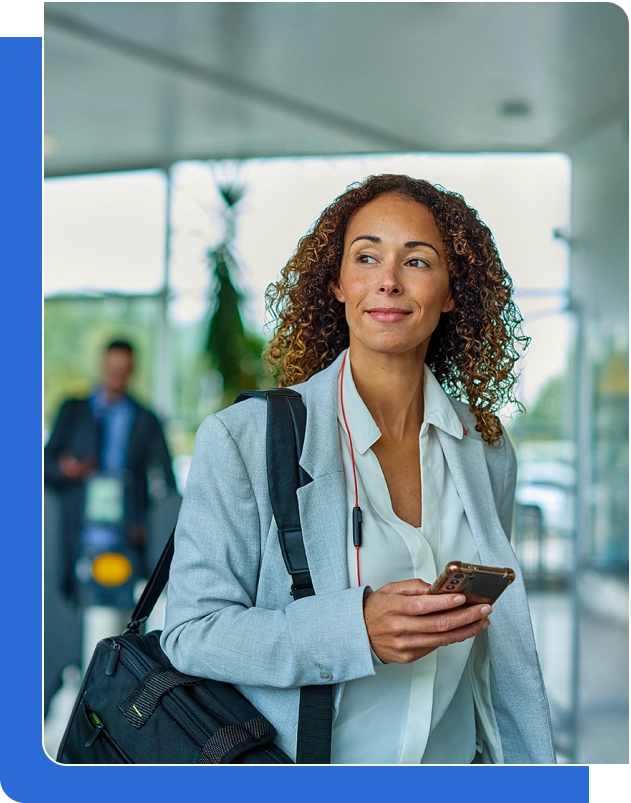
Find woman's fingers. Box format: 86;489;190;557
377;578;432;596
396;602;492;636
372;599;491;639
371;587;468;617
414;600;492;628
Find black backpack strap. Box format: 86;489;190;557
235;389;332;764
235;389;314;600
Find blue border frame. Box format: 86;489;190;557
0;35;588;803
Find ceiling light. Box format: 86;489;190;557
499;100;532;118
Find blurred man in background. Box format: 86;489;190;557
45;339;176;668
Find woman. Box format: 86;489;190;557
161;174;555;764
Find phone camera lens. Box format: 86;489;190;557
451;578;460;584
454;574;464;579
446;585;456;590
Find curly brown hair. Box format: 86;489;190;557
265;174;528;445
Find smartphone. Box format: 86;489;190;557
428;561;515;605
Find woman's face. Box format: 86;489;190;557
333;193;454;360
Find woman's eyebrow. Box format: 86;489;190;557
350;234;439;255
404;240;439;255
350;235;381;246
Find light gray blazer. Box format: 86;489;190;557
161;353;556;764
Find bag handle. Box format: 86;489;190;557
123;528;175;634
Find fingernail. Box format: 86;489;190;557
453;595;466;604
481;605;492;615
483;619;491;628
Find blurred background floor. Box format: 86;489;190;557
529;572;629;764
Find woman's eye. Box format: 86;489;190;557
356;254;377;264
408;258;429;268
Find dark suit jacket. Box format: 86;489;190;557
44;395;176;600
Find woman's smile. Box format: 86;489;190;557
365;306;413;323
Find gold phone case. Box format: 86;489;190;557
428;561;515;605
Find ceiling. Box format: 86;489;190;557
44;2;628;177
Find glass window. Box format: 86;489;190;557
44;170;166;296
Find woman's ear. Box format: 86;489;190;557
330;279;345;304
442;291;455;313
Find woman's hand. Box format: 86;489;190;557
363;578;491;664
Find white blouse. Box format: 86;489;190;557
330;353;502;764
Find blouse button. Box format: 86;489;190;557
319;670;333;681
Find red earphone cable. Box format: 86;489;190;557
340;351;362;586
340;352;359;508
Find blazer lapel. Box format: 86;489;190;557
293;354;350;595
435;428;516;568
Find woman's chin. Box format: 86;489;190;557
350;333;429;359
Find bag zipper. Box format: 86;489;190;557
106;637;147;677
84;708;104;748
83;703;131;762
105;641;120;675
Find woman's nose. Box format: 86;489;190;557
378;262;402;294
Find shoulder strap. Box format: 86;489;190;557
125;388;332;764
236;389;315;600
236;389;331;765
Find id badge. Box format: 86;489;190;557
84;474;125;524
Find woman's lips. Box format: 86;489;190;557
365;307;412;323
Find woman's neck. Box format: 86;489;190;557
347;341;427;442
